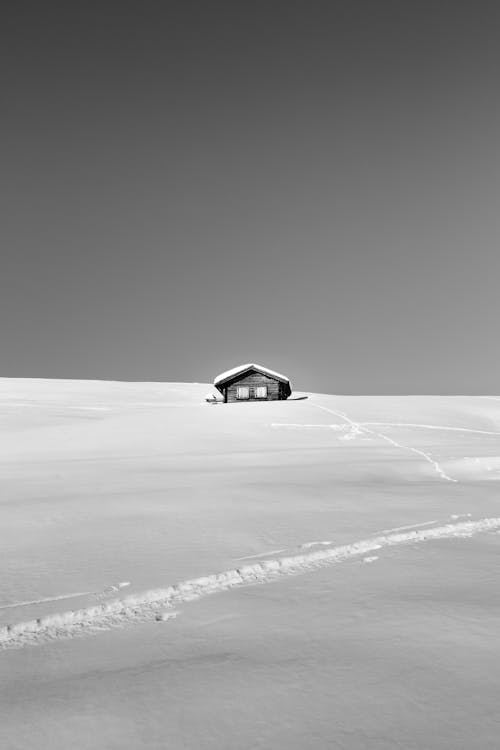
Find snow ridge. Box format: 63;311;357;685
2;517;499;651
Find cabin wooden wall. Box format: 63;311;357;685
224;372;284;402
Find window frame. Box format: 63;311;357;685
255;385;268;399
236;385;250;400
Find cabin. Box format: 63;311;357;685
213;363;292;403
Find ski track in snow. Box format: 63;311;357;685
0;582;131;611
235;549;286;561
2;517;500;651
271;423;332;429
310;403;458;482
361;422;500;437
380;514;472;535
0;591;94;611
272;421;500;437
382;520;439;534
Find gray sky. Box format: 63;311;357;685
2;1;500;393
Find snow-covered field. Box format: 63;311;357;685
2;379;500;749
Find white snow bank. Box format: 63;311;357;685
441;456;500;480
2;516;500;650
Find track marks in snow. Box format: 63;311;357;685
381;514;474;535
0;591;94;611
155;610;179;623
0;582;131;612
274;410;500;481
271;421;365;440
310;403;458;482
382;520;438;534
96;581;131;599
2;517;500;651
361;422;500;437
272;421;500;437
235;549;286;561
271;422;332;430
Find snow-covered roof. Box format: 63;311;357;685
214;363;290;387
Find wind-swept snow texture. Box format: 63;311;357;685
3;381;500;749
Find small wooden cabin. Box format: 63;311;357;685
213;363;292;403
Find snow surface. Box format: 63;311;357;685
2;380;500;749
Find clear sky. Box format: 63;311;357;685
1;1;500;393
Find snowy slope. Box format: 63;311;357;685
2;380;500;749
